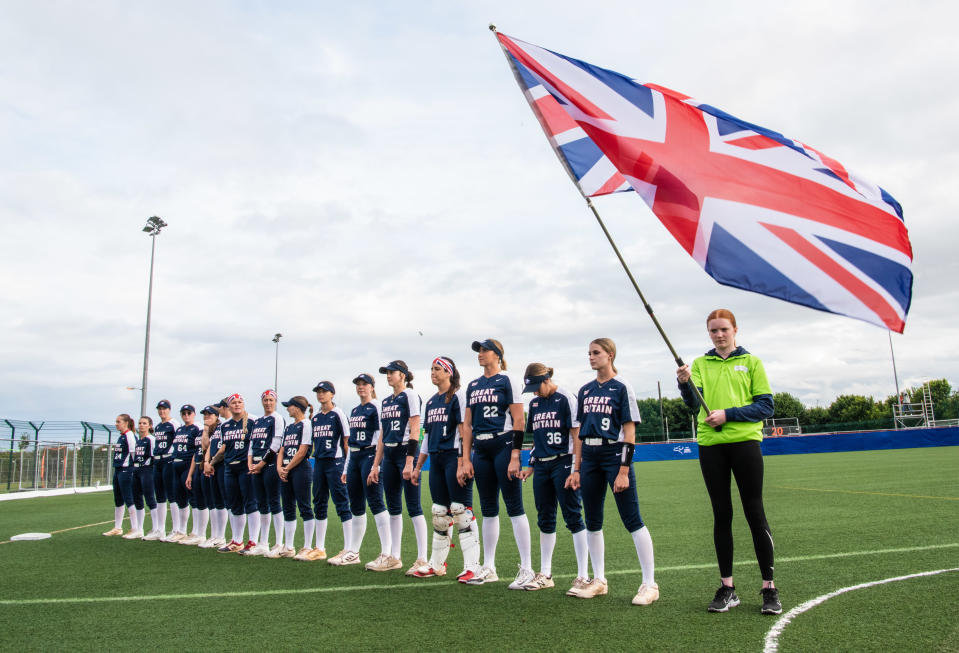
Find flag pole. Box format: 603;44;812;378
583;197;712;415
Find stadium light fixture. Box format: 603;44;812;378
272;333;283;395
139;216;167;417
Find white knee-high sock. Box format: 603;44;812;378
182;506;191;533
197;509;209;539
217;509;228;539
303;519;315;550
510;514;533;570
572;529;589;579
315;518;328;551
136;508;145;532
229;513;240;542
587;530;606;582
351;514;367;552
412;514;427;561
260;513;271;546
150;508;161;533
128;506;139;532
631;526;655;585
114;506;124;530
284;521;296;548
238;513;248;542
272;513;284;548
170;505;180;533
156;502;167;533
482;515;500;570
342;519;352;552
540;531;557;576
390;515;403;559
248;512;261;545
373;511;392;556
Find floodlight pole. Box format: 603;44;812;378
272;333;283;395
888;331;901;408
140;216;166;418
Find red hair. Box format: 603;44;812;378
706;308;737;328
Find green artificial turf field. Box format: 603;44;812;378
1;446;957;652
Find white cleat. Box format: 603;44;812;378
465;565;499;585
508;566;536;590
632;582;660;606
122;529;144;540
142;530;162;541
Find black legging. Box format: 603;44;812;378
698;439;774;581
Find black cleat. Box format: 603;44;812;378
761;587;782;615
708;584;740;612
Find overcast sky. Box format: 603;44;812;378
1;0;956;424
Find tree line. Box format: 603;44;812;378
635;378;958;438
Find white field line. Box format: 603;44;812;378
762;567;959;653
1;542;956;606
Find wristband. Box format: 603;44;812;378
406;440;419;457
262;450;276;465
619;442;635;466
511;430;525;450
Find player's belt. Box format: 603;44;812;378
156;453;171;460
473;432;501;441
252;455;263;462
536;454;559;462
384;442;399;448
349;446;374;452
583;437;613;447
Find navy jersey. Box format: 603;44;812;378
220;417;252;464
171;424;200;462
113;431;137;468
348;401;381;447
192;427;207;464
422;389;466;454
466;373;524;433
152;419;180;459
577;375;641;442
311;407;350;459
380;389;421;444
250;413;286;459
281;419;312;466
526;386;580;458
133;434;156;467
209;420;223;459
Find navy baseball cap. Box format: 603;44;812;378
312;381;335;394
179;404;195;414
523;372;552;393
156;399;171;410
352;373;375;386
281;397;308;411
215;397;230;408
471;339;502;358
378;361;410;376
200;405;218;415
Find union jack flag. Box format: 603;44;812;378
496;33;913;332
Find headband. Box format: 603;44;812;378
227;393;243;403
261;389;277;399
433;357;454;375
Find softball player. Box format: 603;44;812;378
103;414;137;536
311;381;354;564
184;406;214;545
676;309;780;615
458;338;533;588
515;363;588;592
201;402;229;548
372;360;427;574
410;356;481;580
571;338;658;605
276;396;315;559
153;400;180;540
247;390;286;556
166;405;200;542
217;394;257;553
128;416;158;539
345;374;395;572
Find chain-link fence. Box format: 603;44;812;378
0;441;116;493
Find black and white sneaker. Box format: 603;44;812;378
761;587;782;614
707;585;740;612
